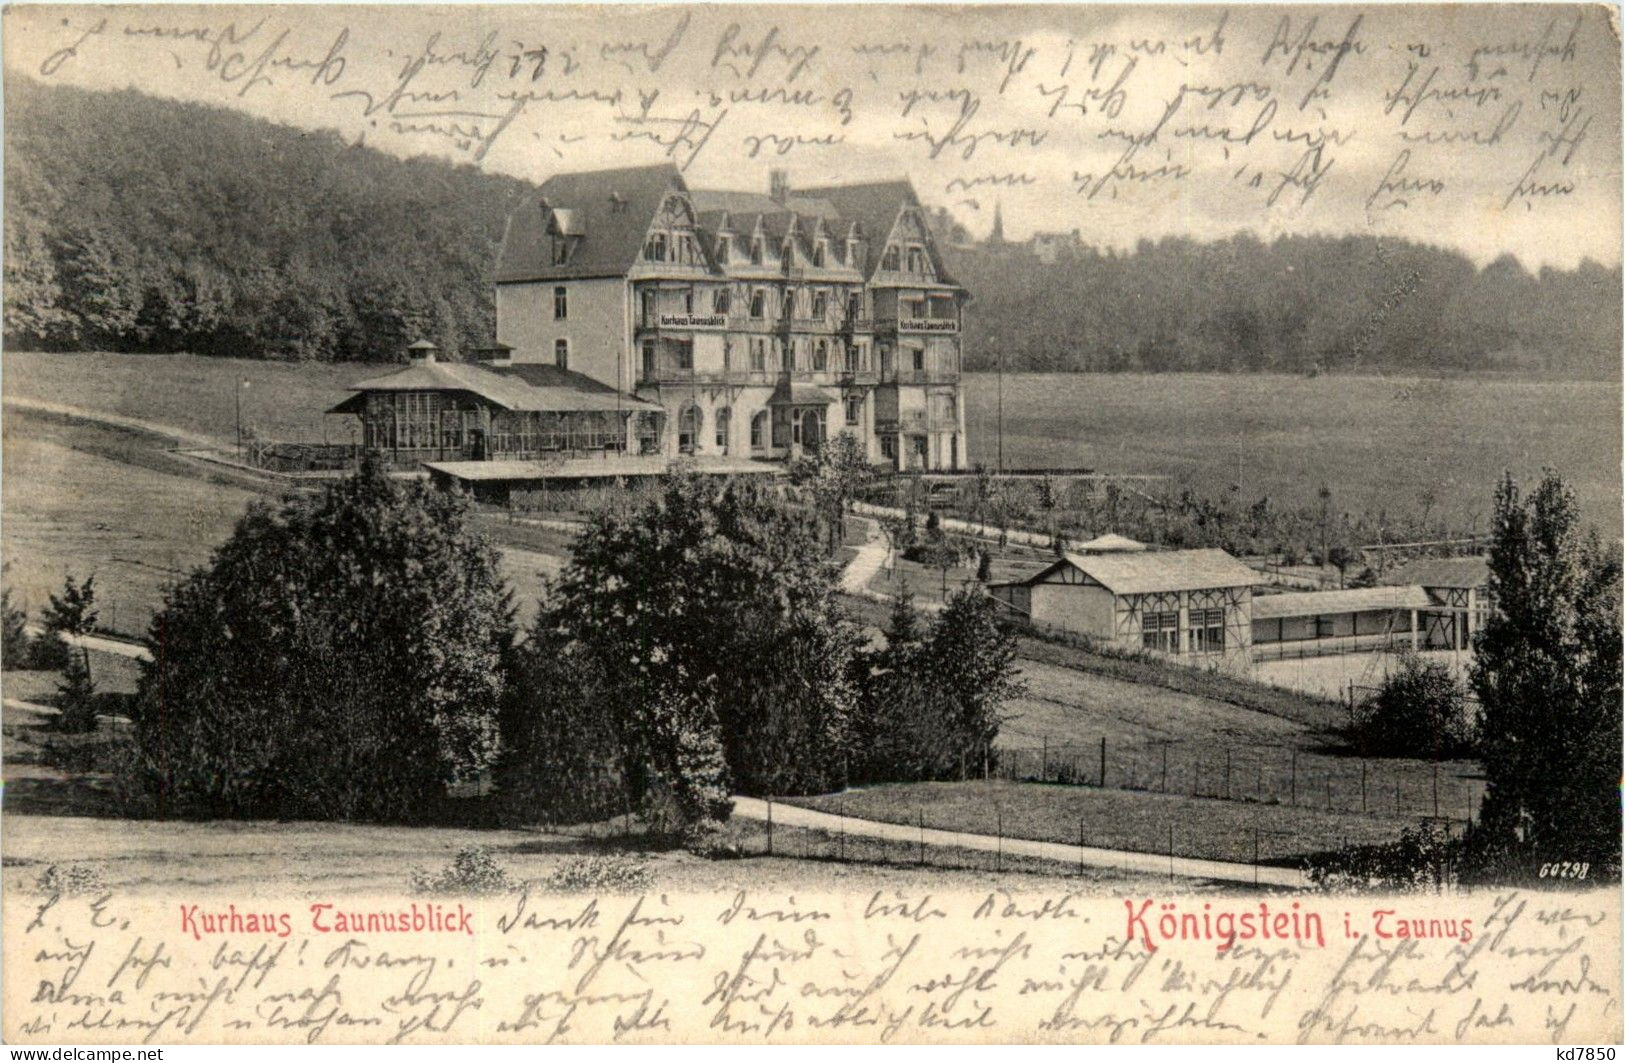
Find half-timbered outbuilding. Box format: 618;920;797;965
987;549;1261;660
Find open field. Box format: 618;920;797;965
964;371;1623;535
4;350;359;445
2;410;262;635
9;354;1618;534
2;407;564;635
783;779;1442;868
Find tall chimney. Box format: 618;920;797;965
769;170;790;205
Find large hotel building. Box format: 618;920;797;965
493;163;968;471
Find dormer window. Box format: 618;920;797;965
750;238;764;265
813;241;827;267
644;233;668;262
907;247;927;272
551;238;570;266
784;242;796;267
882;246;900;271
716;238;730;264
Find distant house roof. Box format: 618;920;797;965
994;549;1261;596
1074;533;1147;553
1384;556;1491;589
496;163;687;283
329;359;661;414
1252;585;1435;622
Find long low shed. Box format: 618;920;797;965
1250;585;1436;660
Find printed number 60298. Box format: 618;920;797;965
1539;862;1591;879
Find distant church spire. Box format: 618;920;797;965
989;200;1006;245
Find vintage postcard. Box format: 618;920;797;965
1;1;1620;1046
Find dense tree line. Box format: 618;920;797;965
950;236;1622;379
4;80;530;361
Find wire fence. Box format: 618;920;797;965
990;736;1485;823
557;799;1468;890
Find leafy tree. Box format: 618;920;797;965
131;455;514;821
1465;471;1622;881
976;549;993;584
790;432;873;553
924;589;1025;778
494;630;628;828
1352;653;1475;758
853;589;1023;783
532;475;861;820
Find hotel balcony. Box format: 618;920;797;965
638;364;781;387
880;366;961;385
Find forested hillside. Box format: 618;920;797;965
949;237;1622;377
5;79;1620;373
4;80;533;362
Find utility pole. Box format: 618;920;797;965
235;377;246;460
995;336;1004;477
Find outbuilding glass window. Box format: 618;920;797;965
1142;611;1180;653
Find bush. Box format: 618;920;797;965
1352;653;1476;758
411;846;513;895
1306;823;1461;893
132;455;514;822
36;863;108;896
541;854;653;893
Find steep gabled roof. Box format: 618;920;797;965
996;549;1261;596
795;179;947;281
497;164;686;283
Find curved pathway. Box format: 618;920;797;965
731;795;1307;888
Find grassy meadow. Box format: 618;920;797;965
964;371;1623;535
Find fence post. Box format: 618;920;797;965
996;810;1004;873
1225;748;1232;801
1167;823;1174;883
1361;760;1368;814
1253;828;1260;886
1099;736;1107;789
766;796;774;856
1290;751;1298;806
1432;761;1440;817
1042;736;1048;779
1077;818;1085;876
918;809;925;866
